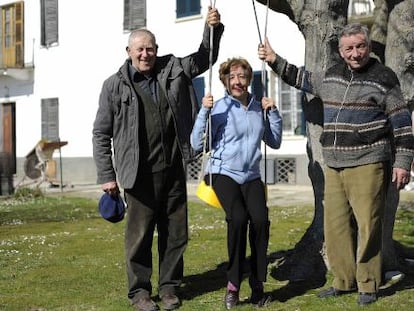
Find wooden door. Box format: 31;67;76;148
2;102;16;174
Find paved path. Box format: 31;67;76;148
44;182;316;207
42;180;414;209
187;182;315;207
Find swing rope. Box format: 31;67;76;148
198;0;219;208
207;0;216;189
252;0;270;187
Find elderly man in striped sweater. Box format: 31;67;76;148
258;23;414;306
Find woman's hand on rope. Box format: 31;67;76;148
261;97;276;111
202;94;214;109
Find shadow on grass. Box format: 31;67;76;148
180;249;327;302
181;262;228;300
180;247;414;303
379;270;414;299
266;249;327;302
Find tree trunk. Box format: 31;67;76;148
257;0;414;283
370;0;389;62
385;0;414;106
257;0;348;283
381;0;414;272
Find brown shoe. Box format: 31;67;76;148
161;293;181;310
133;296;159;311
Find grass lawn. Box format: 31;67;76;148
0;189;413;310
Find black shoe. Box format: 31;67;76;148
133;296;160;311
250;289;271;307
161;293;181;310
224;290;239;309
317;287;353;298
358;292;377;306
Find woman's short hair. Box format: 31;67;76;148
219;57;253;85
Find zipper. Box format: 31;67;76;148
333;71;354;159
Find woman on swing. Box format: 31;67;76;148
190;57;283;309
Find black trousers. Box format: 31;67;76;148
124;163;188;303
211;174;270;289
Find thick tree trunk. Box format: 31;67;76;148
385;0;414;106
382;0;414;272
257;0;414;283
257;0;348;283
370;0;389;62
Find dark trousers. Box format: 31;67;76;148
211;174;270;289
124;163;188;303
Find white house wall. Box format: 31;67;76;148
147;1;306;157
4;0;305;159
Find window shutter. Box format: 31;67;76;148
176;0;185;17
41;0;58;47
251;71;267;102
0;10;3;66
189;0;201;14
192;77;205;108
176;0;200;18
14;1;24;66
124;0;146;31
41;98;59;141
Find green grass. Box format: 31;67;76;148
0;189;413;310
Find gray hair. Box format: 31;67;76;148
128;29;157;48
338;23;371;47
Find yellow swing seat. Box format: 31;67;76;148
196;180;222;209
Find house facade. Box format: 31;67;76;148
0;0;374;193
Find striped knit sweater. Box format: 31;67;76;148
269;56;414;171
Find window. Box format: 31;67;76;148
40;0;58;47
176;0;200;19
124;0;146;31
251;71;267;102
0;1;24;68
277;79;303;135
348;0;374;16
192;77;205;107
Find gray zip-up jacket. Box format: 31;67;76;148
92;23;224;189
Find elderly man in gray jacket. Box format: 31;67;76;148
92;7;224;311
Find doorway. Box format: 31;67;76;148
1;102;16;194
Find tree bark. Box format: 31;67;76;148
370;0;388;62
385;0;414;106
381;0;414;272
257;0;348;282
256;0;414;282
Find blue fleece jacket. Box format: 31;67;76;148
190;92;282;184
